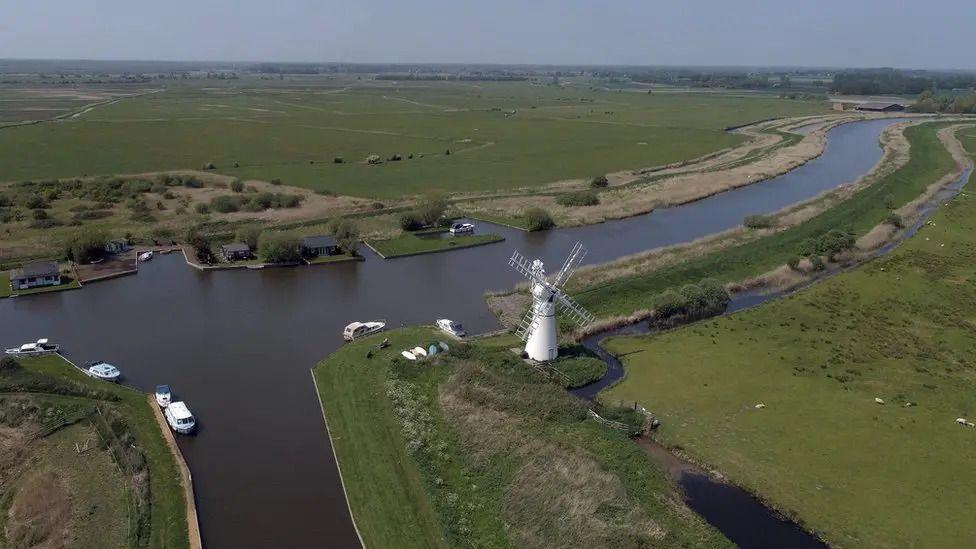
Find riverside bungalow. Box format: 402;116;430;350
302;235;340;257
220;243;252;261
855;102;905;112
9;261;61;291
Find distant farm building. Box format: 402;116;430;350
855;102;905;112
220;243;252;261
302;235;340;257
10;261;62;291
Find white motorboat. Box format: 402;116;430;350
343;320;386;341
138;251;154;262
436;318;466;338
5;338;59;356
164;401;196;434
449;222;475;235
86;361;121;382
155;385;173;408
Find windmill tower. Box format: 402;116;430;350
508;242;596;362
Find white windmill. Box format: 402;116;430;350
508;242;596;362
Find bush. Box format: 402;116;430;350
809;255;826;271
32;208;49;220
195;203;210;214
23;194;47;209
798;229;855;261
653;278;729;320
186;229;214;264
270;178;283;186
230;179;244;193
787;256;802;270
523;207;555;231
332;219;360;254
418;192;447;226
0;356;20;372
30;218;60;229
556;191;599;207
257;231;302;263
333;156;344;164
210;195;241;213
590;175;609;188
236;226;263;249
885;212;904;228
203;162;216;170
399;212;424;231
744;214;774;229
183;177;204;188
65;229;108;264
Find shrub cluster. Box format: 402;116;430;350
744;214;774;229
799;229;855;261
257;230;302;263
556;191;599;207
653;278;730;320
209;192;303;213
64;229;108;264
590;175;609;188
523;207;555;231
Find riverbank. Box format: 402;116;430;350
311;328;733;548
600;151;976;546
1;354;191;548
569;120;965;323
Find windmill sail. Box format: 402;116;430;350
550;241;587;288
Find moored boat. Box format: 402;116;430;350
343;320;386;341
86;361;121;382
449;222;475;235
436;318;466;338
4;338;60;356
155;385;173;408
164;401;196;434
139;251;154;262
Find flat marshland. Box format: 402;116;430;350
0;78;827;198
601;136;976;547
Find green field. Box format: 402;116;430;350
0;79;827;198
312;328;732;548
601;149;976;546
1;354;188;548
366;231;503;258
574;121;959;319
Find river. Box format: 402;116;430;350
0;117;900;548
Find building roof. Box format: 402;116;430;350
302;235;337;248
221;242;251;253
856;102;904;111
11;261;59;280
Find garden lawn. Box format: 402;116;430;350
602;164;976;547
367;232;503;258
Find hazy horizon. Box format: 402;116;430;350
1;0;973;71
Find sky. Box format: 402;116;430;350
1;0;971;69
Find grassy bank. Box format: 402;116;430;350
574;122;959;318
602;161;976;546
1;354;188;548
306;252;363;265
367;232;503;258
312;327;732;548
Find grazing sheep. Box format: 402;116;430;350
754;403;766;409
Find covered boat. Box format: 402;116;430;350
164;401;196;434
86;361;121;382
5;338;59;356
343;320;386;341
436;318;466;338
155;385;173;408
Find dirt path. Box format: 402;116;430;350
149;397;203;549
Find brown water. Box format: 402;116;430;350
0;118;900;548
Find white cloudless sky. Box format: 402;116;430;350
1;0;971;68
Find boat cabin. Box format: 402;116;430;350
165;402;196;434
302;235;340;257
9;261;61;291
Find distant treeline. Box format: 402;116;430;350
910;91;976;114
628;69;825;90
831;68;976;95
373;73;528;82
